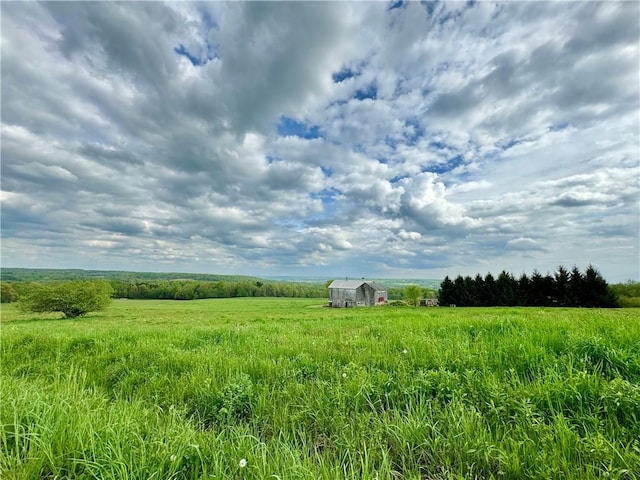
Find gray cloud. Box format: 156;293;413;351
1;1;638;282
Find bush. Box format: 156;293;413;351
403;285;422;307
0;283;19;303
17;281;112;318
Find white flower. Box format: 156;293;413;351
402;349;408;354
342;372;347;378
170;454;177;462
239;458;247;468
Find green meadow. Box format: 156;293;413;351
1;298;639;479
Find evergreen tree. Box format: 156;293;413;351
541;273;556;306
463;276;478;306
554;265;570;306
517;273;531;306
474;274;485;305
582;265;619;308
496;271;517;306
481;273;497;306
453;276;468;306
438;276;456;306
569;266;584;307
529;270;546;306
435;264;618;308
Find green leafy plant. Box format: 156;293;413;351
17;281;112;318
403;285;422;307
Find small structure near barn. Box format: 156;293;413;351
420;298;439;307
328;279;387;307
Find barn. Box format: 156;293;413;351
328;280;388;307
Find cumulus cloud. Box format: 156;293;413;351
1;1;638;281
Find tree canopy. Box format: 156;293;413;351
438;265;618;308
0;283;19;303
18;281;113;318
403;285;423;307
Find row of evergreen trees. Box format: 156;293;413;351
438;265;618;308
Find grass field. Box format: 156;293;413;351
1;298;639;479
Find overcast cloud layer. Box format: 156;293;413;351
2;1;639;282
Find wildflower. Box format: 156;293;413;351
239;458;248;468
342;372;347;378
170;454;177;462
402;349;408;354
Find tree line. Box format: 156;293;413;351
1;279;328;305
438;265;619;308
110;280;327;300
609;281;640;308
0;267;261;284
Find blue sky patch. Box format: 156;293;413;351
390;174;408;184
174;43;217;66
320;166;333;177
424;154;466;175
404;119;424;145
277;116;322;139
496;137;522;150
332;67;357;83
429;140;449;150
309;188;340;220
199;9;218;31
354;83;377;101
388;0;407;11
421;0;439;17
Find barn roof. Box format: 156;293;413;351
328;280;386;290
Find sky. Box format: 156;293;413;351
1;1;639;282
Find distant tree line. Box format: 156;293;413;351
109;280;327;300
0;267;261;284
609;281;640;308
1;278;329;302
438;265;619;308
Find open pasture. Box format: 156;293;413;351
1;298;639;479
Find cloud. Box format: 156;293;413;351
1;1;638;282
506;238;546;252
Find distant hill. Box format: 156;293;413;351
0;268;263;284
265;275;442;290
2;269;442;293
370;278;442;290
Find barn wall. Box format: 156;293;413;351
328;283;388;307
376;290;388;305
357;285;375;306
329;288;356;307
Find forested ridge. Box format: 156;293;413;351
1;268;327;300
0;268;261;283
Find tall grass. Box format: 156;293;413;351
2;299;639;479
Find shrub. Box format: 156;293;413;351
403;285;422;307
0;282;19;303
17;281;112;318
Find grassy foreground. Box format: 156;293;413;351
1;299;639;479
